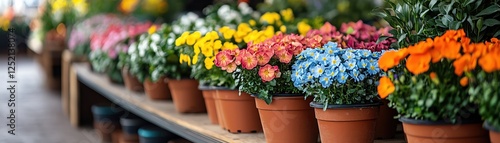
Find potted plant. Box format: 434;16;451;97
215;32;324;141
468;37;500;143
291;41;384;143
127;24;180;100
377;29;489;143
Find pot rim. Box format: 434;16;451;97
399;117;483;125
198;84;233;90
309;101;381;109
483;121;500;132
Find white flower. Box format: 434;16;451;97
186;12;199;22
167;38;174;45
151;33;160;42
128;43;137;54
172;25;182;34
195;19;205;27
238;2;253;15
218;5;231;17
199;27;209;35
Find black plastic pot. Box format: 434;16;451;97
120;114;148;135
91;104;124;122
138;126;177;143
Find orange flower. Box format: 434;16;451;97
479;53;497;73
441;40;461;60
378;49;408;71
406;52;431;75
407;38;433;54
378;76;395;99
453;54;476;76
460;77;469;87
430;72;437;79
461;37;473;53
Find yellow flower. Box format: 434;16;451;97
260;12;280;25
186;31;202;46
222;42;238;50
219;26;230;33
280;25;287;33
249;20;257;26
222;29;235;40
148;25;157;34
213;40;222;51
0;18;10;31
51;0;68;13
179;54;191;65
142;0;168;14
201;41;214;57
192;54;199;65
119;0;139;14
194;43;201;55
206;31;220;40
297;21;311;36
280;8;294;22
264;26;275;37
237;23;252;34
175;32;190;46
204;56;215;70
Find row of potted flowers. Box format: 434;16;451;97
80;2;500;143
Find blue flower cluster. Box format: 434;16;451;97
292;42;383;88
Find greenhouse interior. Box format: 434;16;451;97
1;0;500;143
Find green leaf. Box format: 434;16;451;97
494;30;500;37
477;18;484;32
429;0;438;8
376;36;390;44
484;19;500;27
476;5;500;16
491;95;498;107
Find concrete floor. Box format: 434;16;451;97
0;55;98;143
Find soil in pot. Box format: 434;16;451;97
375;99;398;139
255;95;318;143
401;118;489;143
202;89;218;124
144;77;171;100
216;90;262;133
312;102;379;143
122;67;144;92
167;79;206;113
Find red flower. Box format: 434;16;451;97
256;50;273;66
215;50;233;67
258;64;280;82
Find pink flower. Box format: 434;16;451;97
239;50;258;70
276;50;293;64
222;62;237;73
256;50;273;66
258;64;280;82
215;50;234;67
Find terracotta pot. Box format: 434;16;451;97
255;94;318;143
484;122;499;143
121;67;144;92
144;77;171;100
214;93;227;129
167;79;206;113
375;99;398;139
216;90;262;133
200;85;218;124
311;102;380;143
401;118;489;143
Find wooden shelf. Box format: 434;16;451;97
72;63;407;143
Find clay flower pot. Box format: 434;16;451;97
167;79;206;113
214;92;227;129
216;90;262;133
143;77;171;100
254;94;318;143
375;99;398;139
485;122;500;143
311;102;380;143
122;67;144;92
199;85;218;124
400;118;489;143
